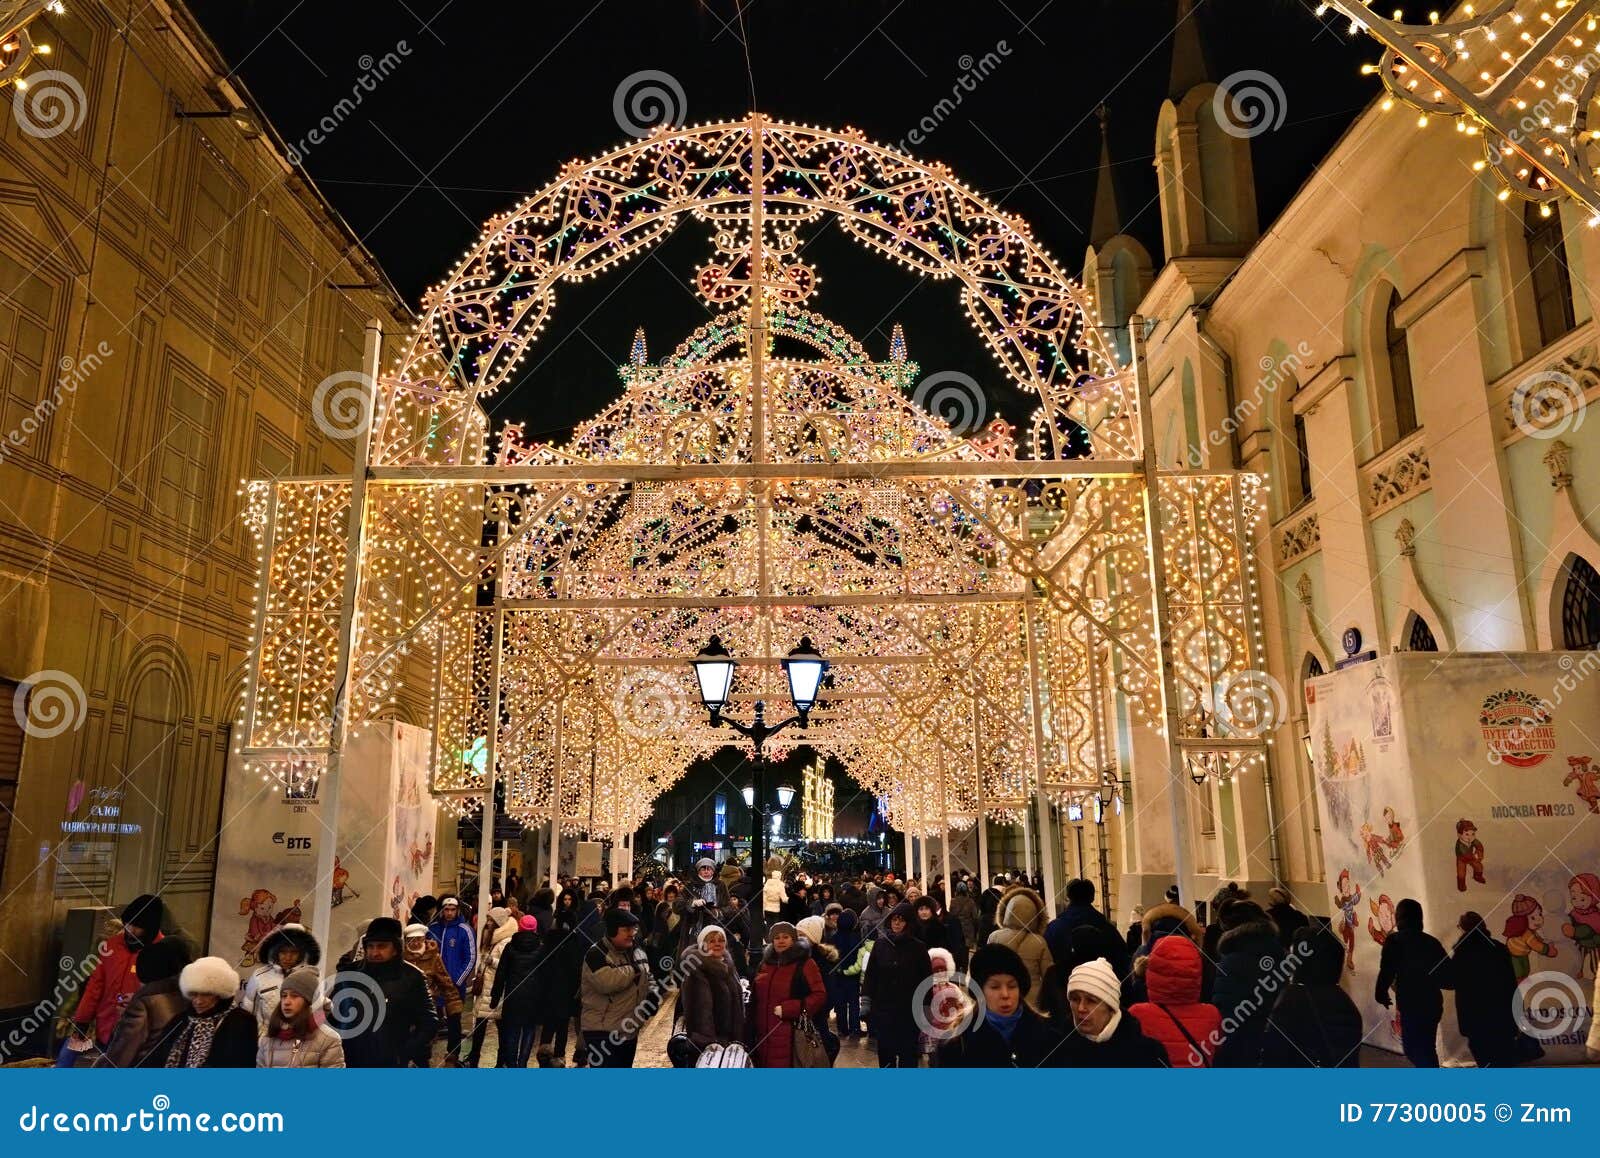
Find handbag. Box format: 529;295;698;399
791;1011;831;1068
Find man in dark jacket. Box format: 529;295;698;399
862;902;932;1067
1261;923;1363;1066
1450;910;1525;1067
330;917;438;1067
1375;898;1454;1067
1044;879;1129;978
1210;900;1285;1066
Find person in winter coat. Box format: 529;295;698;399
1210;900;1284;1066
913;893;969;972
1260;923;1364;1067
580;907;653;1068
825;906;864;1037
1128;934;1221;1067
678;925;745;1053
1056;958;1166;1067
783;884;812;926
329;917;437;1067
1122;901;1204;1005
762;871;787;927
256;966;344;1068
490;915;546;1068
1201;883;1249;996
1266;887;1311;950
98;937;194;1069
427;896;475;1062
1044;879;1129;979
683;858;731;945
937;943;1065;1068
72;894;165;1048
986;884;1051;1011
467;907;516;1066
748;921;828;1068
650;882;685;978
239;923;320;1032
1451;911;1524;1067
857;889;890;941
163;957;257;1068
977;876;1005;944
863;903;933;1067
538;890;585;1066
403;924;462;1065
1375;898;1454;1067
949;881;979;952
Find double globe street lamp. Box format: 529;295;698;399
690;634;827;934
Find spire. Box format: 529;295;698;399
1169;0;1210;100
888;322;907;364
1090;104;1121;248
630;326;648;367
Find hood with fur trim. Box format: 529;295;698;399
256;923;321;970
800;936;838;966
1139;902;1201;945
997;884;1046;935
761;936;814;968
1217;915;1280;956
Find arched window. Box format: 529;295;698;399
1290;412;1313;506
1525;202;1576;348
1561;555;1600;649
1405;612;1439;652
1384;290;1418;440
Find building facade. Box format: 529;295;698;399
0;0;409;1013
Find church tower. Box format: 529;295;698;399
1154;0;1259;261
1082;105;1152;365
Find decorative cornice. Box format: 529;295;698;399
1394;517;1417;557
1543;439;1572;491
1392;247;1486;331
1278;509;1322;566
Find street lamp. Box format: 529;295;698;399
1184;705;1232;785
691;635;828;935
1094;766;1119;908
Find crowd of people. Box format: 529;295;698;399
50;869;1600;1069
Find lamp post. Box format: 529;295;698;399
691;635;827;939
1094;767;1119;915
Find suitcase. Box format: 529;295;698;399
694;1042;752;1068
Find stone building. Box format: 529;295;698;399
1090;5;1600;908
0;0;409;1015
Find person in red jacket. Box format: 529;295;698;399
1128;933;1221;1067
748;921;826;1068
71;895;166;1048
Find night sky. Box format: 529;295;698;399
186;0;1376;439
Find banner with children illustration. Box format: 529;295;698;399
1306;652;1600;1063
207;721;439;980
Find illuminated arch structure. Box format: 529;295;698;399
235;117;1269;936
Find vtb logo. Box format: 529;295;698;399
272;832;313;851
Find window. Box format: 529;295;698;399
189;146;241;284
1291;413;1312;505
271;241;311;354
1561;555;1600;649
0;253;56;452
713;793;726;836
1525;202;1576;348
1384;291;1418;439
155;376;217;531
1406;613;1438;652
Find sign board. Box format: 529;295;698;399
574;840;604;878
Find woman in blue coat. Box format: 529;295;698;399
824;905;863;1038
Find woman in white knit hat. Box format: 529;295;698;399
1057;957;1166;1067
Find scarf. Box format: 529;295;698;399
985;1007;1024;1042
1084;1006;1123;1044
164;1007;227;1068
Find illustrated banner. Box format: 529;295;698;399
207;721;438;977
1306;652;1600;1063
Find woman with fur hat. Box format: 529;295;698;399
1127;934;1221;1066
240;923;321;1032
98;937;194;1069
985;884;1050;1011
678;925;746;1053
748;920;827;1067
162;957;257;1068
403;923;463;1065
937;943;1065;1068
256;967;344;1067
863;902;932;1067
71;894;165;1049
490;914;547;1068
1057;958;1166;1068
1210;899;1284;1066
467;906;517;1067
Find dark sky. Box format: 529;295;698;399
187;0;1375;438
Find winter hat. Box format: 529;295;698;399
1456;818;1476;835
1165;885;1181;904
1065;958;1121;1010
279;966;322;1005
121;894;164;930
403;923;430;942
970;943;1030;997
796;916;825;945
1219;899;1268;931
695;858;716;871
696;924;727;952
928;947;956;978
517;914;539;933
604;907;640;935
257;923;321;968
135;937;193;984
885;902;919;931
823;902;844;917
363;917;404;947
487;906;512;928
180;956;241;1000
1510;894;1538;918
767;920;798;941
1267;887;1292;908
